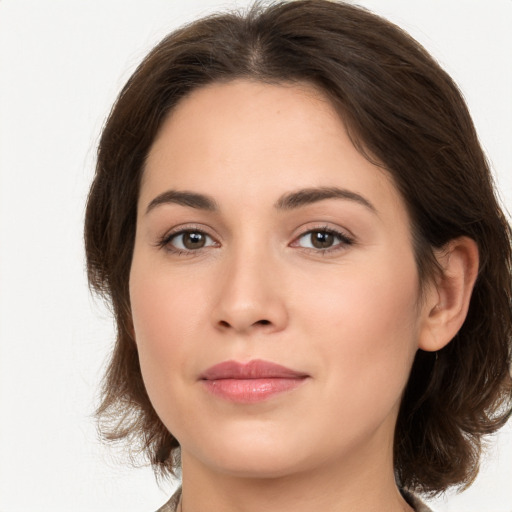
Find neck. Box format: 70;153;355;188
178;432;414;512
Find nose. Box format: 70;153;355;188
211;247;288;335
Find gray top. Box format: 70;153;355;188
156;487;434;512
402;490;434;512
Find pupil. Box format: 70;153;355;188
312;231;333;249
184;232;205;249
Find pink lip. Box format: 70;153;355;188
199;359;309;403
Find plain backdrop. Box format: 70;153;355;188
0;1;511;511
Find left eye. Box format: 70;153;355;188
295;229;351;250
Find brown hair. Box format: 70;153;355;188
85;0;512;495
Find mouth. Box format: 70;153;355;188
199;359;309;403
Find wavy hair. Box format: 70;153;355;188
84;0;512;495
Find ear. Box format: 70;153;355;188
418;237;479;352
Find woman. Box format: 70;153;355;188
84;1;512;511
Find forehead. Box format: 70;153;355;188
142;79;406;224
144;80;344;184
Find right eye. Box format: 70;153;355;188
164;230;217;252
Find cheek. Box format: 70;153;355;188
129;258;210;399
297;254;420;417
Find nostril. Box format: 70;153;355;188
216;318;274;330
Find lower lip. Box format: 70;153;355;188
202;378;307;403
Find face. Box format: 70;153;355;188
130;80;430;479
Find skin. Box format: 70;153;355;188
129;80;478;512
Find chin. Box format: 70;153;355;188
181;426;315;479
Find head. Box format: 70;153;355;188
85;0;512;495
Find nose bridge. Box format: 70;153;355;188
213;233;287;333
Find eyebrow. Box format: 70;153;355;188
274;186;377;214
146;190;218;214
145;186;377;215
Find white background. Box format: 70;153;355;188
0;1;511;511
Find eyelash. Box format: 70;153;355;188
157;225;354;256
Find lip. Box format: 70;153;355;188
199;359;309;403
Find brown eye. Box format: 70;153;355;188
295;229;353;251
310;231;334;249
182;231;206;249
167;230;216;251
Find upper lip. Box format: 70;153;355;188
200;359;309;380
